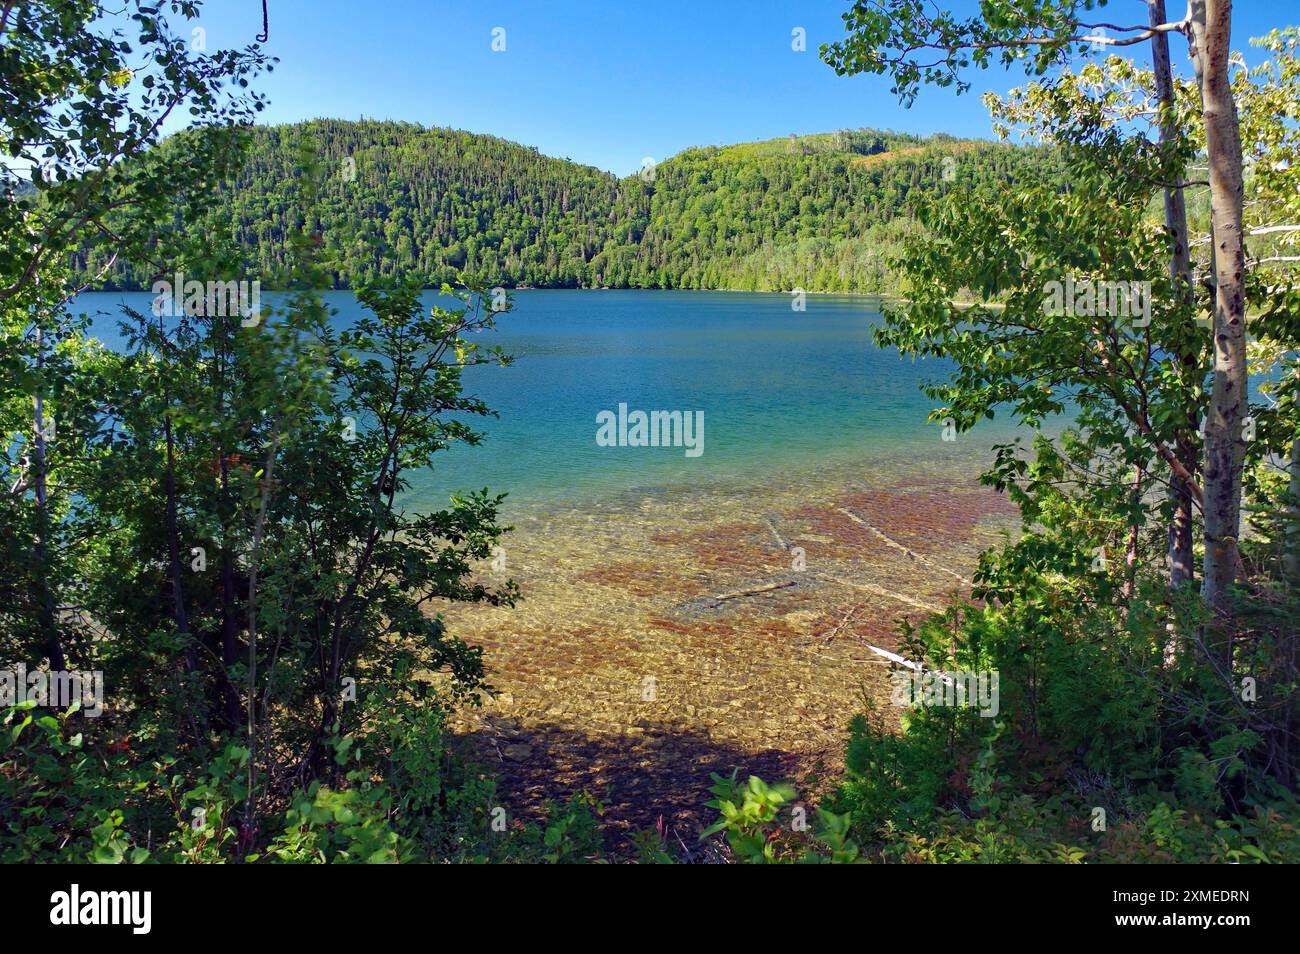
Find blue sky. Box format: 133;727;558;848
190;0;1287;174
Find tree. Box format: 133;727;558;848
1188;0;1248;616
822;0;1251;613
875;60;1205;613
1149;0;1197;589
1;0;272;299
1;0;271;673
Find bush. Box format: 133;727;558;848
826;525;1300;863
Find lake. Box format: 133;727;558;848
72;288;1028;519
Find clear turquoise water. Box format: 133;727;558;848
72;289;1030;514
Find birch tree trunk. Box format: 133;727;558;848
1190;0;1249;619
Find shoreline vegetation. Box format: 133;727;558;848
81;284;998;314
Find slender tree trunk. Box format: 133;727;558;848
213;330;241;731
1190;0;1249;622
31;324;65;671
218;461;242;732
241;428;279;858
1124;466;1143;602
1286;434;1300;582
1150;0;1197;590
163;413;206;737
217;564;241;728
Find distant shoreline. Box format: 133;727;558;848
71;286;1003;311
76;285;899;297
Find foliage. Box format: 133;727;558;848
1;0;271;303
825;507;1300;863
700;771;866;864
813;8;1300;861
74;119;1061;294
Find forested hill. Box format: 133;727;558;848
78;119;1055;292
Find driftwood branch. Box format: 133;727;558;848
835;506;973;586
707;580;796;607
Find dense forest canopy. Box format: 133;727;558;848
74;119;1058;293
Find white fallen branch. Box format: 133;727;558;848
865;643;956;687
816;573;946;613
835;506;973;586
764;517;788;553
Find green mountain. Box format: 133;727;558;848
77;119;1054;293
